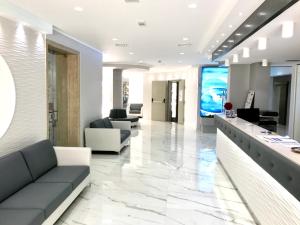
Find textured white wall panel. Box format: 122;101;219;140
216;129;300;225
0;16;47;156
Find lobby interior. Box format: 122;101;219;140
1;0;300;225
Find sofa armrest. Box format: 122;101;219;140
54;146;91;166
85;128;121;151
111;121;131;130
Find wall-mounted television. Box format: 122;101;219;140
200;67;229;117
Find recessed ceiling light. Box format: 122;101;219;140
112;38;118;41
228;40;234;43
235;33;242;36
218;49;223;52
221;33;226;37
74;6;83;12
258;11;267;16
239;12;243;16
179;52;185;55
182;37;189;41
223;45;228;48
228;24;233;28
216;40;220;43
245;24;253;28
188;3;197;9
129;52;134;55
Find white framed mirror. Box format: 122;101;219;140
0;55;16;138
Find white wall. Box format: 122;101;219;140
143;67;198;129
102;67;113;117
0;16;47;156
47;29;103;146
123;70;144;104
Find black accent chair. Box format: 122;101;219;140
109;109;139;126
237;108;278;132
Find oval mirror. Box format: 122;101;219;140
0;55;16;138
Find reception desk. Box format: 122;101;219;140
215;115;300;225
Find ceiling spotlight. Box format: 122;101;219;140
243;47;250;58
216;40;220;43
129;52;134;55
223;45;228;48
183;37;189;41
262;59;268;67
228;40;234;43
74;6;83;12
258;11;267;16
239;12;243;16
233;54;239;63
225;59;230;67
218;49;223;52
112;38;118;41
188;3;197;9
258;37;267;50
221;33;226;37
179;52;185;55
228;24;233;28
282;21;294;38
235;33;242;36
245;24;253;28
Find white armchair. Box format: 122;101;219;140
85;120;131;153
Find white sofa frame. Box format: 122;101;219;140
85;121;131;153
42;146;91;225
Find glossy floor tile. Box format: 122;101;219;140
56;121;256;225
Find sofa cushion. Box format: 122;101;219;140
109;109;127;119
90;119;105;128
103;117;113;128
111;116;139;123
129;104;143;111
0;152;33;202
120;130;131;143
36;166;89;189
0;209;44;225
20;140;57;181
0;182;72;218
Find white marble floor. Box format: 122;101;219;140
56;121;256;225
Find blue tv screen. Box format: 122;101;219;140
200;67;228;117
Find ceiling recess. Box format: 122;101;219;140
212;0;299;61
124;0;140;3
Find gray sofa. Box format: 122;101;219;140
0;140;91;225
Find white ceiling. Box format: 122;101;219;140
8;0;267;67
218;1;300;66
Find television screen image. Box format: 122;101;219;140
200;67;229;117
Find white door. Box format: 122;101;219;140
178;80;185;124
151;81;168;121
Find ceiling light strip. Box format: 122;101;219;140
212;0;299;61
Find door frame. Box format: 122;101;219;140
46;41;80;146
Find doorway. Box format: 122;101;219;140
47;43;80;146
167;80;185;124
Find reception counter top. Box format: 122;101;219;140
215;115;300;225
